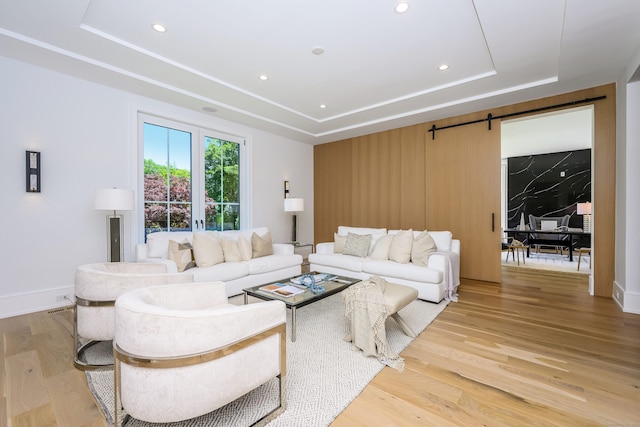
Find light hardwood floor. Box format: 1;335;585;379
2;268;639;426
334;268;640;426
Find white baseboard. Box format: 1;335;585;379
622;292;640;314
613;281;640;314
0;286;75;319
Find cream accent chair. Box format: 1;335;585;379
74;262;194;370
113;282;286;426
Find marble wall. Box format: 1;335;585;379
507;149;591;230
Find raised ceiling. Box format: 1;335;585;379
1;0;639;144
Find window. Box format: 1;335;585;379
204;136;241;231
139;115;245;240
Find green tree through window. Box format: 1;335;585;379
204;137;240;230
142;120;241;239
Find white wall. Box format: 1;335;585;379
614;44;640;314
501;107;593;158
614;82;640;313
253;139;314;246
622;80;640;313
0;56;313;318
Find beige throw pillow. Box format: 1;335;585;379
251;231;274;258
334;233;347;253
192;233;224;267
168;239;196;272
389;229;413;264
237;236;252;261
370;234;393;260
219;238;242;262
343;233;372;258
411;231;437;266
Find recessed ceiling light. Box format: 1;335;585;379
152;24;167;33
395;2;410;13
438;64;449;71
259;75;269;81
311;47;325;55
320;104;327;109
202;106;217;113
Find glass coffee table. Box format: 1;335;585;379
243;273;360;342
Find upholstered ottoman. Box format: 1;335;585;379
343;277;419;368
383;281;419;338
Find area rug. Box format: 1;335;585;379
501;249;590;274
85;293;448;426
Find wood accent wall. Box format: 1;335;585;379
425;121;501;282
314;83;616;297
314;125;428;237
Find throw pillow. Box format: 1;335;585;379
334;233;347;253
333;233;347;254
192;233;224;267
167;239;195;272
342;233;372;258
370;234;393;260
219;238;242;262
237;236;253;261
251;231;274;258
411;231;437;266
389;229;413;264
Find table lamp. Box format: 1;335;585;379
284;198;304;244
94;188;135;262
577;202;592;233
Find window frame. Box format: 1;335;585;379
137;113;249;242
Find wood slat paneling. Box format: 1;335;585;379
425;121;502;282
314;83;616;295
399;125;427;230
314;140;353;244
592;86;616;297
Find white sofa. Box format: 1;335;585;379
136;227;302;297
309;226;460;303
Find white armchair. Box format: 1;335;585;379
74;262;194;370
113;281;287;426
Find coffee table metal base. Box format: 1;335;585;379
243;292;301;342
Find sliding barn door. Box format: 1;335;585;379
425;122;501;282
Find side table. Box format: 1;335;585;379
289;242;314;270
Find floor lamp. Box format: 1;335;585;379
94;188;134;262
284;198;304;244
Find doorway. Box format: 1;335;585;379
500;106;594;279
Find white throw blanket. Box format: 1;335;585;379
343;276;405;371
437;250;460;302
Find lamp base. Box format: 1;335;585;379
291;214;298;244
583;214;592;233
107;214;124;262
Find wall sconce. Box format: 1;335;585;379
26;151;41;192
284;180;290;198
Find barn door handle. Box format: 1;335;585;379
492;213;495;232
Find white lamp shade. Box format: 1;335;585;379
94;188;135;211
577;202;592;215
284;198;304;212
